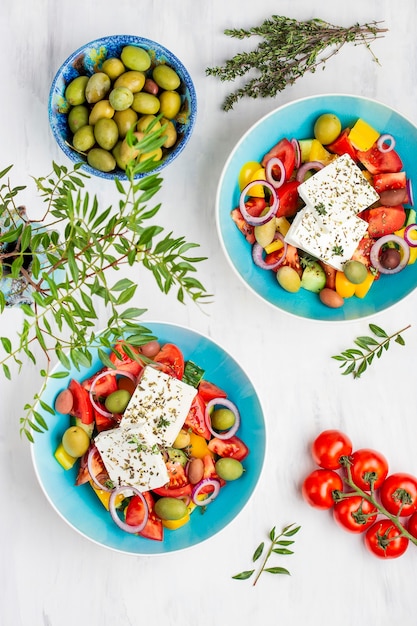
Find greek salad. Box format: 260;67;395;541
232;113;417;309
54;338;249;541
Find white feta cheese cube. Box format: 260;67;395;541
119;365;197;447
94;427;169;492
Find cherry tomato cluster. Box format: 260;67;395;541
302;430;417;559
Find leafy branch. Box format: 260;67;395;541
0;130;210;440
206;16;387;111
232;523;300;586
332;323;411;378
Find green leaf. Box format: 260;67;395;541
395;334;405;346
1;337;12;353
50;371;70;379
369;323;388;338
264;567;290;575
232;570;255;580
2;363;11;379
272;548;294;555
120;307;146;320
112;278;135;291
39;400;55;415
269;527;276;541
283;525;301;536
252;542;264;562
116;285;137;305
356;360;367;376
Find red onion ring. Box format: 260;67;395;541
291;138;301;169
109;486;149;534
239;180;279;226
265;157;286;189
89;369;137;418
377;133;396;153
252;232;287;271
87;445;113;492
404;224;417;248
370;234;410;274
407;179;414;207
296;161;325;183
204;397;241;440
191;478;221;506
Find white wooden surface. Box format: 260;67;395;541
1;1;417;625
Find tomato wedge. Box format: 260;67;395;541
125;491;163;541
198;380;227;403
184;393;211;439
276;180;301;218
82;368;119;398
327;128;358;161
68;379;94;425
153;343;185;379
208;435;249;461
359;206;406;238
261;138;296;180
152;461;192;498
357;143;403;174
109;340;144;377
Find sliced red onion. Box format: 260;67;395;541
404;224;417;248
265;157;286;189
370;234;410;274
191;478;221;506
204;397;241;440
291;138;301;169
109;486;149;534
87;445;113;492
252;232;287;271
296;161;325;183
239;180;279;226
407;179;414;207
89;369;137;418
377;134;396;153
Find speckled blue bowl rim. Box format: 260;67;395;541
48;35;197;180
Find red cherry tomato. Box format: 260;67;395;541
407;512;417;539
379;473;417;517
302;469;343;509
365;519;409;559
311;430;353;470
349;448;388;491
333;496;377;533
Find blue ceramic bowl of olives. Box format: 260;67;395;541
48;35;197;180
216;94;417;322
31;322;266;555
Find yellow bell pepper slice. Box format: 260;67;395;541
395;227;417;264
264;239;284;254
309;139;334;164
238;161;261;190
54;442;77;470
89;481;124;511
188;432;213;459
162;513;191;530
354;270;375;298
348;119;380;151
276;216;291;236
335;271;356;298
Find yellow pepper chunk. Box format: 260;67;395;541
264;239;284;254
354;270;375;298
309;139;334;164
395;227;417;264
188;432;213;459
238;161;261;190
348;119;380;151
54;442;77;470
335;271;356;298
162;513;191;530
276;216;291;236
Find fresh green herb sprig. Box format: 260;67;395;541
0;129;210;440
332;323;411;378
232;523;300;586
206;16;387;111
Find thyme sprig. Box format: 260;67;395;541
0;130;210;440
232;522;300;586
206;16;387;110
332;323;411;378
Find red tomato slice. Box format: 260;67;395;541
265;244;302;277
68;379;94;425
93;406;115;433
75;445;106;485
109;340;144;377
327;128;358;161
261;138;296;180
152;461;192;498
318;261;337;289
352;236;377;270
184;393;211;439
276;180;301;218
208;435;249;461
242;197;268;218
153;343;185;379
198;380;227;403
231;208;255;244
82;368;119;398
357;143;403;174
373;172;406;193
358;205;406;238
125;492;163;541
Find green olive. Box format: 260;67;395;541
88;100;115;125
131;92;160;115
72;125;95;152
68;105;89;134
343;260;368;284
215;458;244;481
104;389;131;413
101;57;125;81
158;90;181;119
211;408;235;431
109;87;134;111
85;72;111;104
154;497;188;521
62;426;90;458
113;108;138;138
276;266;301;293
65;76;89;106
136;114;161;133
87;148;116;173
112;141;127;170
93;118;119;150
152;65;181;91
314;113;342;145
121;45;151;72
114;70;146;93
160;117;177;148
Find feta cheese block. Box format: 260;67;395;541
119;365;198;446
285;211;369;270
298;153;380;218
94;427;169;492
